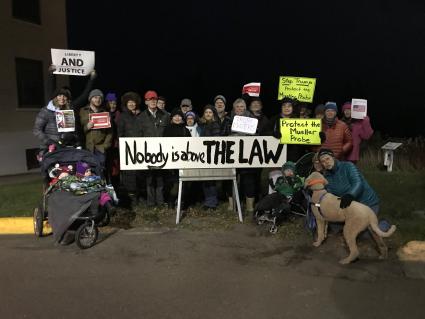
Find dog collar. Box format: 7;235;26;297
307;178;327;187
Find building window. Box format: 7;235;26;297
15;57;45;108
12;0;41;25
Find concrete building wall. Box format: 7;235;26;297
0;0;68;175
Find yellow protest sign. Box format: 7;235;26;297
280;118;322;145
277;76;316;102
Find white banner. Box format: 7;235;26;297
51;48;95;76
119;136;286;170
351;98;367;119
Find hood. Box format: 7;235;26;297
46;100;58;111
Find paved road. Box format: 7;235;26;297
0;224;424;319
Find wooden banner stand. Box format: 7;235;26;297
175;168;243;224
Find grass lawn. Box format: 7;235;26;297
0;178;41;217
363;169;425;243
1;169;424;245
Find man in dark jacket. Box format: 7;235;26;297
140;90;170;207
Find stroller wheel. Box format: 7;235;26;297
33;205;43;237
269;225;278;234
75;221;98;249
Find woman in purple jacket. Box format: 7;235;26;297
341;102;374;164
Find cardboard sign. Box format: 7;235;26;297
231;115;258;135
280;118;321;145
119;136;287;170
51;48;95;76
277;76;316;102
56;110;75;132
242;82;261;97
89;112;111;129
351;98;367;119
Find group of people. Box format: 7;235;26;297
33;67;380;223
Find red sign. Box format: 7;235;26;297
242;82;261;97
89;112;111;129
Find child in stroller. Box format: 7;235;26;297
34;141;118;249
254;161;305;233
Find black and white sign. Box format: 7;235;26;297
51;48;95;76
119;136;286;170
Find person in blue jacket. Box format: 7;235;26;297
317;148;390;232
317;148;379;212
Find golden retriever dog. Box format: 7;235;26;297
305;171;396;264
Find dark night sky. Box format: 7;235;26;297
67;0;425;137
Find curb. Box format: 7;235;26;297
0;217;35;234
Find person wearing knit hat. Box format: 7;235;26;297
213;95;229;126
88;89;104;102
340;101;374;164
79;88;112;171
318;102;353;160
282;161;297;174
180;98;193;115
185;111;201;137
105;92;118;114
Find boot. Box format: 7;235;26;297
228;197;234;211
246;197;255;214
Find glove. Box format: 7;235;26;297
339;194;354;209
319;131;326;143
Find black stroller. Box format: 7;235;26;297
254;152;315;234
33;147;113;249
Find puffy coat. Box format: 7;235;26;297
80;105;113;153
117;110;144;138
199;120;221;137
321;119;353;160
323;160;379;208
139;108;169;137
33;101;71;148
346;116;373;162
33;74;95;149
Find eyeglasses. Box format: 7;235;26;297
181;105;190;107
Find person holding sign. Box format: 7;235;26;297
319;102;352;160
33;66;97;155
341;102;374;164
80;89;113;171
269;97;306;162
222;98;258;214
